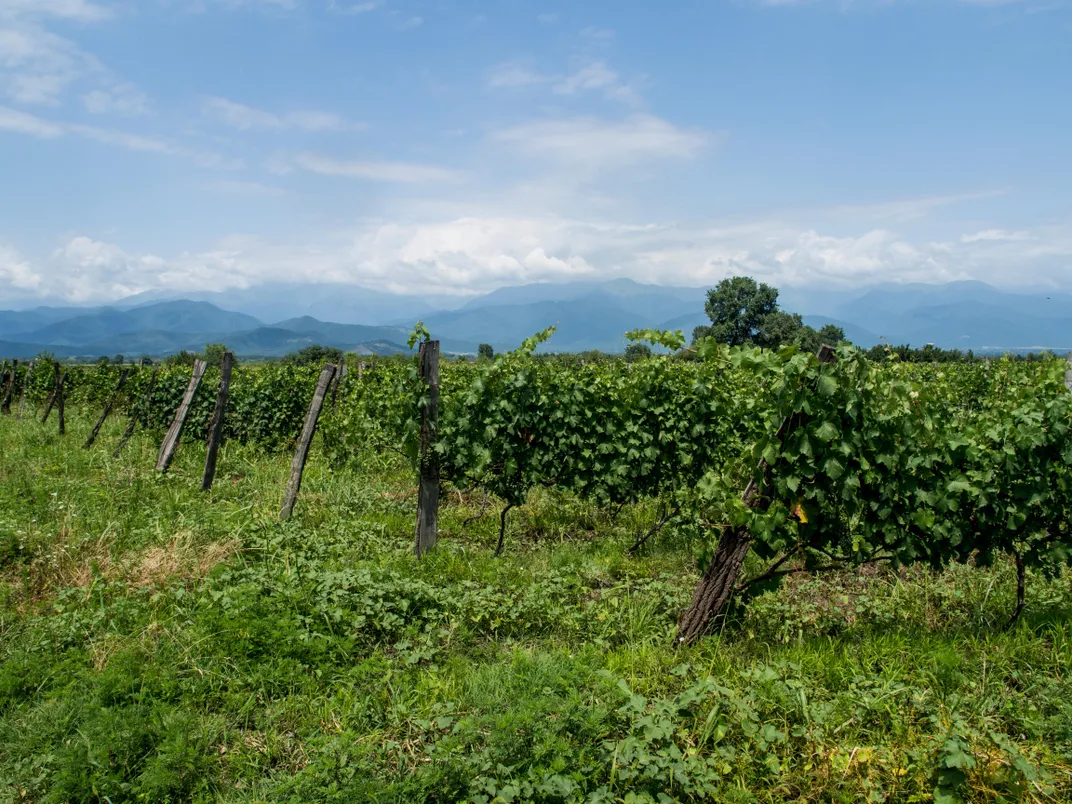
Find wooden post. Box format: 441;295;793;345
280;362;337;521
41;361;62;423
84;368;131;448
414;340;440;557
56;370;66;436
329;360;347;408
16;359;33;420
1065;351;1071;392
0;359;14;414
114;364;159;457
156;359;207;473
201;352;234;491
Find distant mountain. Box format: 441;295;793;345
2;279;1071;358
801;316;881;348
829;282;1072;350
13;301;263;346
120;283;444;327
424;298;674;353
459;278;705;322
420;279;707;352
0;306;111;339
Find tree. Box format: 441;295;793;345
112;354;125;365
164;350;198;368
201;343;234;368
624;343;652;362
478;343;495;361
139;355;154;366
816;324;845;345
693;276;848;351
695;277;779;346
282;345;343;366
754;311;805;349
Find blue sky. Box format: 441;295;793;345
1;0;1070;305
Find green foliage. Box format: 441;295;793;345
282;344;344;366
163;350;198;369
200;343;232;369
1;411;1070;802
478;343;495;361
693;276;846;351
695;276;780;346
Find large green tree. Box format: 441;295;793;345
693;277;780;346
692;276;845;350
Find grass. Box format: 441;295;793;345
1;411;1070;803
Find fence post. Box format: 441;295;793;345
329;359;347;408
1065;351;1071;392
56;370;66;435
280;362;337;521
201;352;234;491
156;359;207;472
114;364;159;457
415;339;440;557
41;361;62;423
16;359;33;421
0;359;15;414
84;368;131;448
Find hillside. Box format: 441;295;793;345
2;280;1072;357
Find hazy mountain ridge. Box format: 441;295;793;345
1;279;1070;357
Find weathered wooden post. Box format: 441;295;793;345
329;360;347;408
201;351;234;491
41;361;62;423
1065;351;1071;392
156;359;207;472
84;368;131;448
114;364;159;457
0;359;15;414
414;339;440;557
16;359;33;420
15;360;31;422
56;370;66;435
280;362;337;521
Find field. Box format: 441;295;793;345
1;345;1071;802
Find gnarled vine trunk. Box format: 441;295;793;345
676;344;837;645
676;481;760;644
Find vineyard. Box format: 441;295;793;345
1;335;1071;802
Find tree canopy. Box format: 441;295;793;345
693;276;845;350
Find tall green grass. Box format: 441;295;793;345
1;413;1069;802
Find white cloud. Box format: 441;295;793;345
0;103;62;136
0;105;239;167
961;228;1031;243
488;58;640;104
0;18;148;112
328;0;377;12
487;61;549;89
0;243;42;292
11;208;1070;305
0;0;112;22
0;23;96;105
202;96;366;132
492;114;711;170
83;83;149;116
289;152;461;182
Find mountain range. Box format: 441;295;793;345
1;279;1071;359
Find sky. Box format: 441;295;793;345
1;0;1071;307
